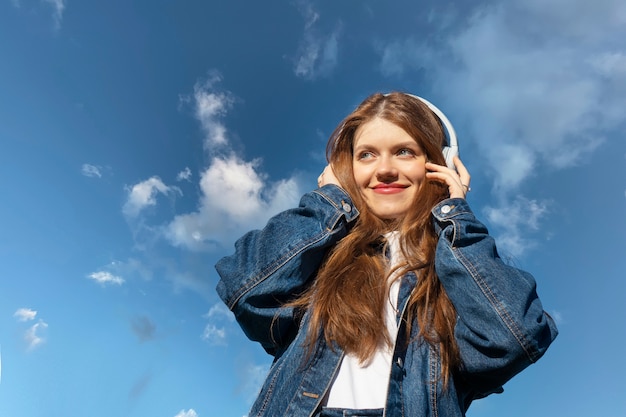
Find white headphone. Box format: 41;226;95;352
400;94;459;170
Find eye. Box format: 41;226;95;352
397;148;415;157
357;151;374;160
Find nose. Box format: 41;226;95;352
375;156;398;182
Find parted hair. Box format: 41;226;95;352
293;92;460;385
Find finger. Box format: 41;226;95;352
425;170;467;199
318;165;342;188
452;156;471;186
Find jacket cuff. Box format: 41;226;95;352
312;184;360;223
431;198;473;221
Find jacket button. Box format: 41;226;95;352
342;203;352;212
441;205;451;214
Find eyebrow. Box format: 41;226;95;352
353;141;421;152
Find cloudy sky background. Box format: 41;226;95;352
1;1;625;416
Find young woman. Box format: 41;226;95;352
215;92;558;417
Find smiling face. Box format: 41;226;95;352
352;117;427;220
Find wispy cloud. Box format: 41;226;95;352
174;410;198;417
81;163;102;178
375;0;625;255
14;308;48;350
12;0;66;29
14;308;37;322
24;320;48;351
106;258;154;282
201;302;234;346
204;303;234;322
123;177;182;218
167;74;303;251
201;323;227;346
181;71;234;149
176;167;192;182
377;0;625;190
42;0;65;30
292;1;341;79
113;74;305;300
87;271;125;286
483;197;550;258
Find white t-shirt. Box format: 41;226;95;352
325;232;403;409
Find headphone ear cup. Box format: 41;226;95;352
404;94;459;170
442;146;458;170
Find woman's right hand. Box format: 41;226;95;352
317;164;342;188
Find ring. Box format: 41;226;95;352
462;184;471;192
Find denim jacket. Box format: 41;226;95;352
216;185;558;417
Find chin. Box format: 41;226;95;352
373;211;405;221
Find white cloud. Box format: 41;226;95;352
14;308;37;322
14;308;48;350
24;320;48;351
42;0;65;29
177;167;192;182
292;2;341;79
297;0;320;29
10;0;65;29
376;0;626;191
165;155;301;251
174;410;198;417
204;303;234;322
201;303;235;345
81;163;102;178
484;197;549;257
123;176;181;218
87;271;125;286
166;77;304;251
185;72;234;149
201;323;227;346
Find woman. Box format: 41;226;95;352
215;92;558;417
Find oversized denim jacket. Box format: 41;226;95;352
216;185;558;417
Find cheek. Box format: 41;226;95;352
409;162;427;182
351;164;368;187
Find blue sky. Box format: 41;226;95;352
1;1;625;416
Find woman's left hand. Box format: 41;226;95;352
425;156;471;199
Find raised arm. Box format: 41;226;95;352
431;198;558;397
215;185;358;356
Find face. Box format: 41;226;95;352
352;118;426;220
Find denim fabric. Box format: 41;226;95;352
215;185;558;417
317;408;384;417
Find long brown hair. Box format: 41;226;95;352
293;92;460;384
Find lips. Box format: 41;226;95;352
372;183;408;194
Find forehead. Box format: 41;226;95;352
353;118;417;148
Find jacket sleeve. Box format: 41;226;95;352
432;198;558;397
215;185;359;356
